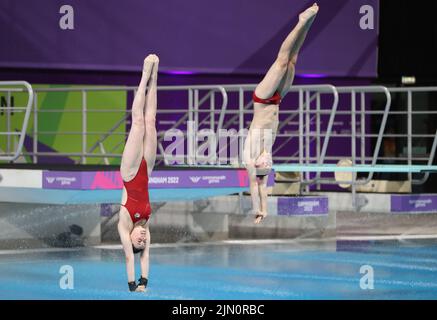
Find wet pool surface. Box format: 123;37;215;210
1;240;437;300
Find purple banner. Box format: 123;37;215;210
43;169;274;190
149;170;246;189
0;0;378;77
43;171;83;189
43;171;123;190
391;195;437;214
278;197;329;216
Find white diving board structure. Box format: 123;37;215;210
272;164;437;174
174;164;437;174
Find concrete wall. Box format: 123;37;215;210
325;193;437;236
0;203;100;249
101;195;336;244
2;192;437;250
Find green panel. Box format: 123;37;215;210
38;85;70;147
0;84;127;164
83;90;127;165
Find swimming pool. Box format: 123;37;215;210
1;239;436;300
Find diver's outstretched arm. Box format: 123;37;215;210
254;176;269;225
138;226;150;290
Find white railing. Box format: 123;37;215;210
0;81;34;161
1;83;437;190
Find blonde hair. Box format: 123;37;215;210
133;219;148;229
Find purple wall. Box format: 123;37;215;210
0;0;378;77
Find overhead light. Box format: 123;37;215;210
401;76;416;85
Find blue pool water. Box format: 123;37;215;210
1;240;437;300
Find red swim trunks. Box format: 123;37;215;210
253;91;282;105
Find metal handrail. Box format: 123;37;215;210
0;81;34;161
2;83;437;192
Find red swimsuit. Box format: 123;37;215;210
253;91;282;105
121;158;152;223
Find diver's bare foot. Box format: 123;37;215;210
299;3;319;23
143;54;159;75
146;54;159;64
151;55;159;79
136;285;145;292
254;211;267;224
